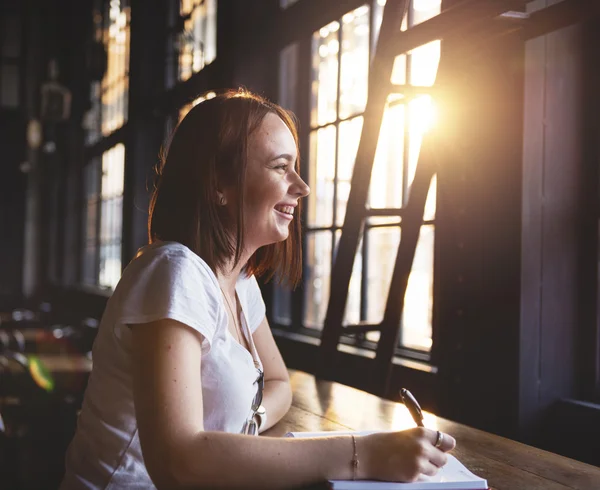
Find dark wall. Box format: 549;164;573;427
0;1;27;306
0;111;27;304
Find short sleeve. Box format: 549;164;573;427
114;246;221;353
239;275;266;334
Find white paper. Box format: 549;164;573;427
285;431;488;490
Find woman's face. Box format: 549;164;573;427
234;112;310;250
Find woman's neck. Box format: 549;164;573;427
216;248;254;294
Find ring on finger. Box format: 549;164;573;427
434;430;444;448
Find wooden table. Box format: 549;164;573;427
264;370;600;490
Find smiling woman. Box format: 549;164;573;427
60;89;456;490
149;90;307;286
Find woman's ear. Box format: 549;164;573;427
217;191;227;206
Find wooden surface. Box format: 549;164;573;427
264;370;600;490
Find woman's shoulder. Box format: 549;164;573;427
121;241;218;289
131;241;210;271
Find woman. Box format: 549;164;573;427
61;89;455;489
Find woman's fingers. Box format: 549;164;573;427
428;430;456;452
428;447;448;468
419;460;441;477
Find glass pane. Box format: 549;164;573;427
82;247;97;286
304;231;333;329
279;43;299;113
273;284;292;326
391;55;407;85
308;126;335;228
423;174;436;221
311;21;340;127
410;41;440;87
412;0;442;26
102;0;130;135
365;227;401;342
406;95;436;205
369;101;404;215
102;144;125;199
86;199;98;245
99;243;122;289
178;0;216;80
334;230;362;327
373;0;407;84
99;144;125;290
337;116;363;226
86;82;102;144
280;0;300;8
82;158;101;285
401;225;434;351
339;5;370;119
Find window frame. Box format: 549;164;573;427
80;0;131;290
274;0;441;362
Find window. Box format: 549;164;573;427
177;0;217;83
86;0;131;144
82;144;125;290
82;158;101;286
277;0;441;354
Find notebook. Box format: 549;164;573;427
285;431;489;490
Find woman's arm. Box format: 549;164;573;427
131;319;455;490
251;316;292;432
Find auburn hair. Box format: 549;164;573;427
148;89;303;287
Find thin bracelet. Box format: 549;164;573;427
350;434;359;481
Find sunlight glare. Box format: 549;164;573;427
411;95;438;133
391;402;439;431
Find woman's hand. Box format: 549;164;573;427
359;428;456;482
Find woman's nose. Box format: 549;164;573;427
291;173;310;198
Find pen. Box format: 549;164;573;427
400;388;424;427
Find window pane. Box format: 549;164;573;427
311;21;340;127
82;158;101;285
304;231;333;329
101;0;130;135
412;0;442;26
369;101;404;216
83;247;97;286
365;226;401;342
339;5;370;119
410;41;440;87
308;126;335;228
179;0;217;81
99;144;125;290
401;225;434;350
423;175;436;221
335;230;362;327
273;283;292;326
337;116;363;226
373;0;407;84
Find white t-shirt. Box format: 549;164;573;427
61;241;266;489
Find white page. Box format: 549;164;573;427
285;431;488;490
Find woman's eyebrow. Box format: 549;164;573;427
269;153;295;162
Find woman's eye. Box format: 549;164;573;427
275;163;287;170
